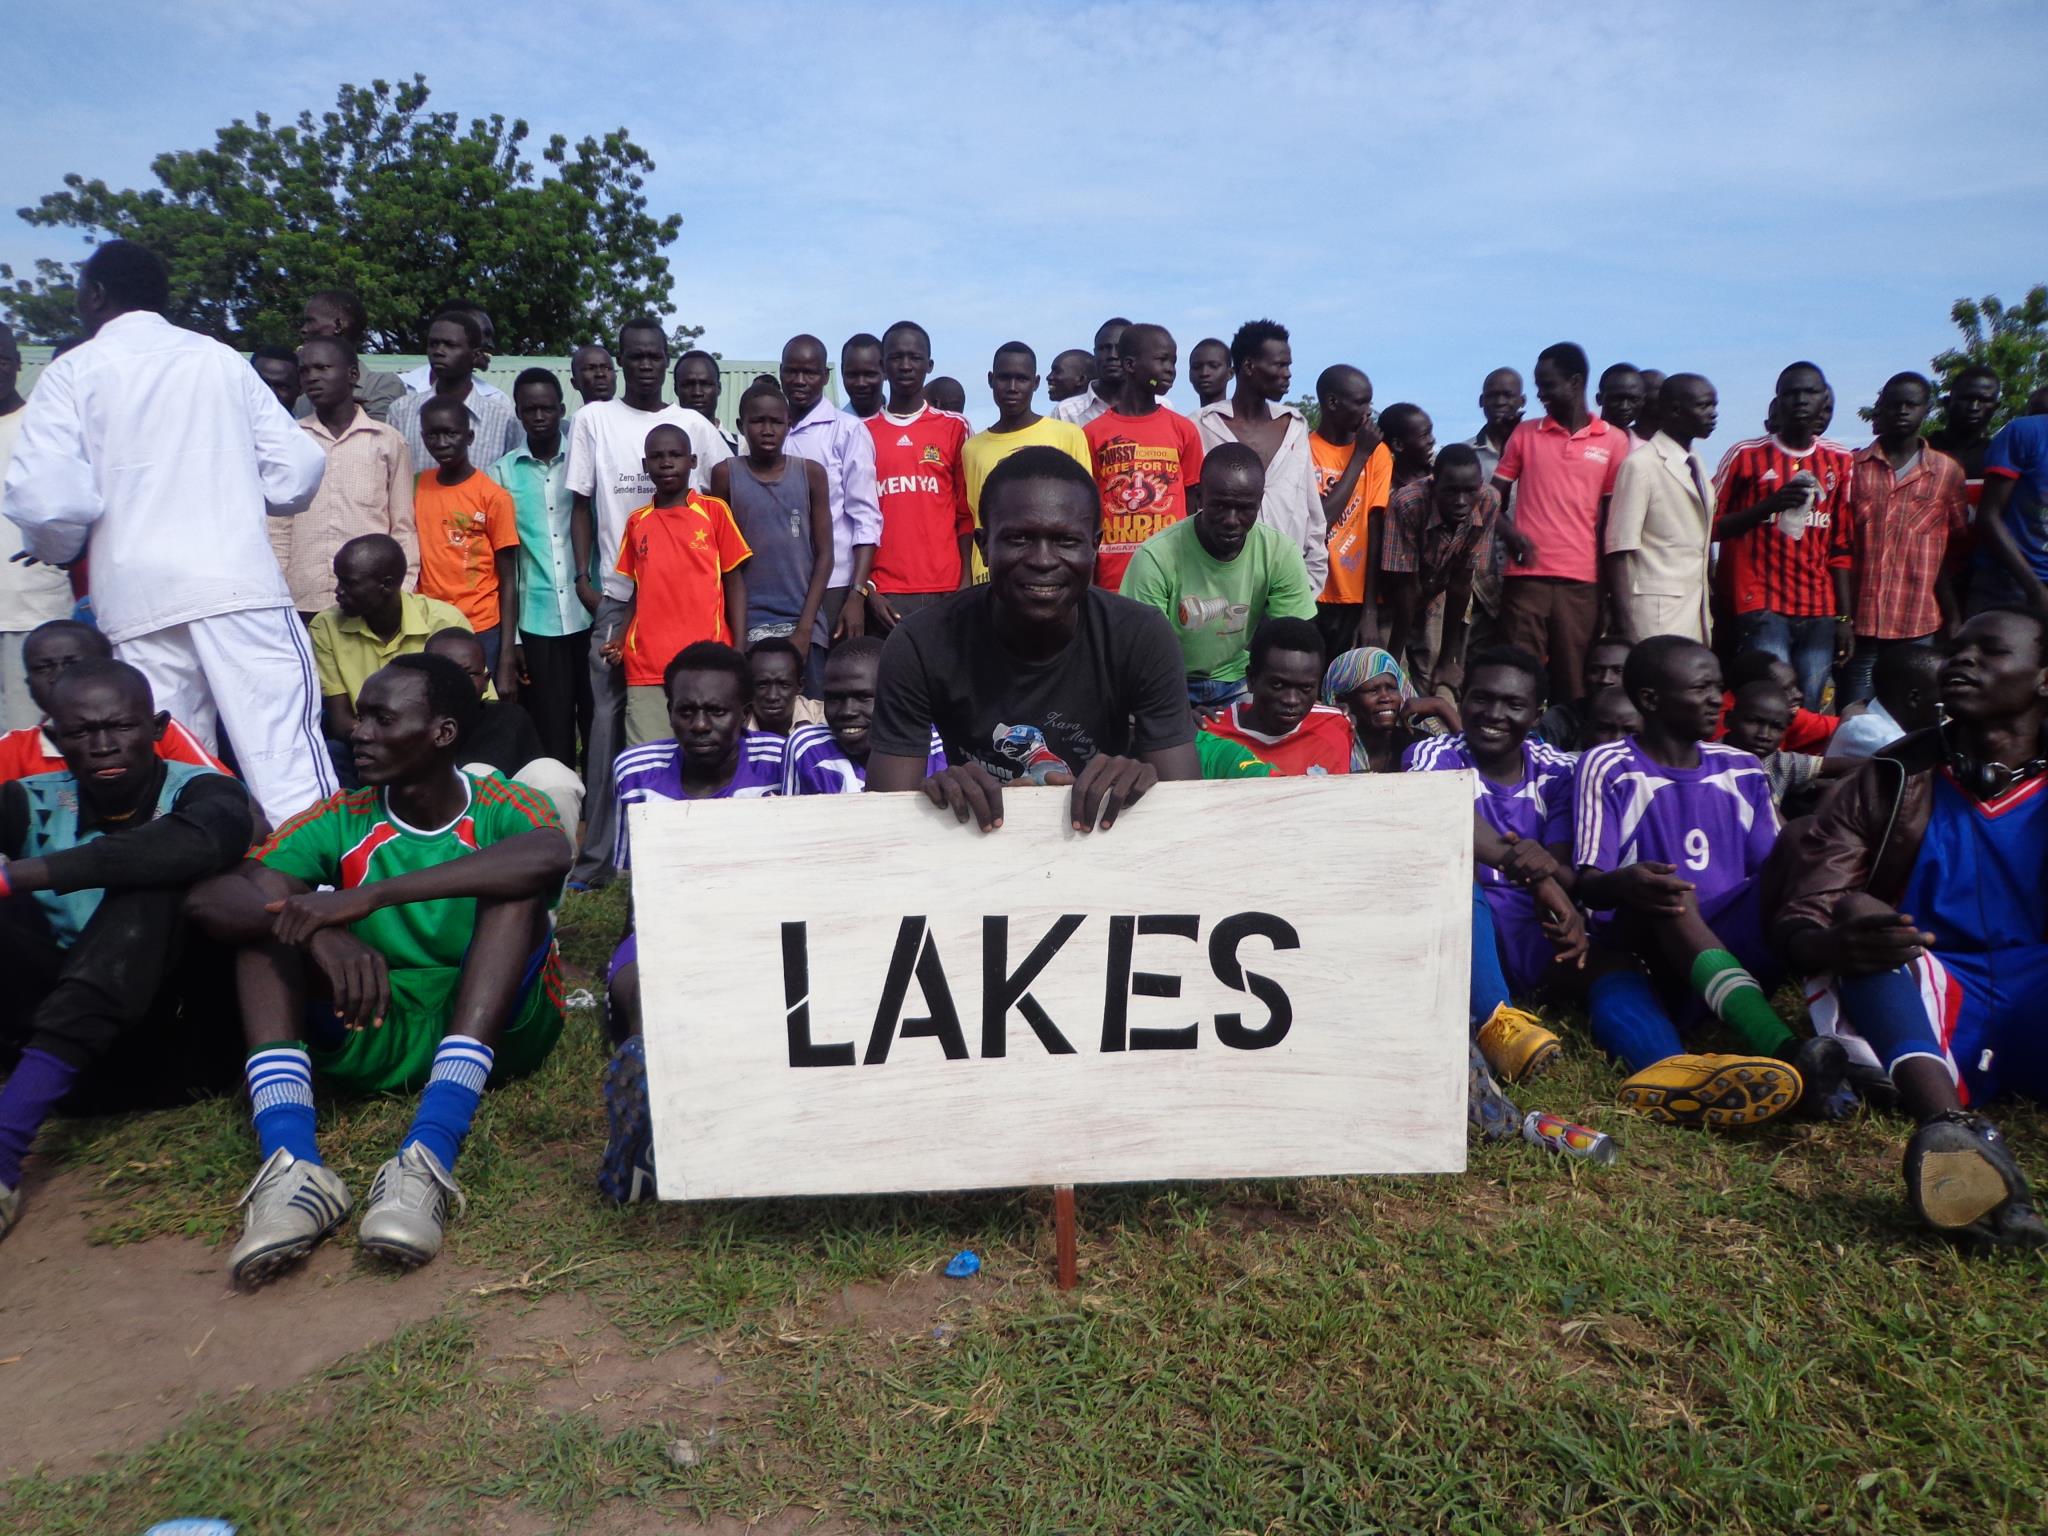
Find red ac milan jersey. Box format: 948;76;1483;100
1711;435;1855;617
868;404;973;594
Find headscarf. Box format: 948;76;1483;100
1321;646;1415;708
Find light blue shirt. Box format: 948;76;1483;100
489;440;591;637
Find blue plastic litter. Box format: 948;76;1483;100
144;1523;238;1535
944;1249;980;1278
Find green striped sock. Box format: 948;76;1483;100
1688;949;1795;1056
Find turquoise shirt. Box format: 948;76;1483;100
15;760;220;945
489;442;593;638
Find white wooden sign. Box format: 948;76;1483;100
631;775;1473;1199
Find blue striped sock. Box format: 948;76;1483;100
402;1037;495;1172
246;1044;320;1165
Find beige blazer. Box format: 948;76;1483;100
1605;430;1715;642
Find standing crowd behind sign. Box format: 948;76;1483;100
1;237;2047;1282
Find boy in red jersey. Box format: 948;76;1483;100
862;321;971;634
1198;617;1353;776
604;425;751;746
1713;362;1856;710
1085;323;1205;589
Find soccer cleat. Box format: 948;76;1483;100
1903;1112;2048;1248
1786;1035;1852;1119
228;1148;352;1287
1615;1053;1802;1130
1467;1042;1520;1143
357;1143;465;1268
0;1181;18;1243
598;1036;659;1204
1474;1004;1562;1084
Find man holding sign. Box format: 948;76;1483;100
867;445;1201;826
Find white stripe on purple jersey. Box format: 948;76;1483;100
612;731;785;871
781;722;949;795
1572;734;1779;917
1404;732;1575;889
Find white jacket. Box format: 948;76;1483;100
2;311;325;643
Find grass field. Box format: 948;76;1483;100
3;883;2045;1536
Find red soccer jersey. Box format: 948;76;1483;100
1200;703;1355;777
1711;436;1855;617
0;718;229;783
614;492;752;687
868;404;973;594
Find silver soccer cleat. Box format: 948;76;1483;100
228;1148;352;1287
357;1143;466;1268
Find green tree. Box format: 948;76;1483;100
0;76;685;352
1931;286;2048;429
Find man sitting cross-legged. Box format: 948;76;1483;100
600;641;785;1203
1771;609;2048;1248
187;653;570;1284
1573;635;1847;1129
0;661;255;1239
781;636;946;794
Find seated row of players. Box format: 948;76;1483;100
0;450;2040;1273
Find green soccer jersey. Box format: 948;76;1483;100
256;770;562;971
1195;731;1275;779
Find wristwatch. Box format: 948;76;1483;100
856;580;877;598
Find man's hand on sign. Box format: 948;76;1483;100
1044;754;1157;832
919;760;1006;830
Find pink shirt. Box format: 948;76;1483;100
1493;415;1629;582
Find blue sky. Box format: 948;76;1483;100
9;1;2046;451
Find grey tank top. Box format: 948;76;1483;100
728;458;825;647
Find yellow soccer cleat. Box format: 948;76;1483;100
1616;1053;1803;1130
1474;1004;1562;1084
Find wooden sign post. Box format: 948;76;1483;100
631;776;1473;1277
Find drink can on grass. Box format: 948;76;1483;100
1521;1111;1616;1164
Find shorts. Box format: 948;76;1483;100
310;939;565;1095
1810;945;2048;1106
1484;884;1559;996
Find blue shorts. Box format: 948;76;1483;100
1484;884;1560;996
1814;945;2048;1106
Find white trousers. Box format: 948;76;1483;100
117;607;336;825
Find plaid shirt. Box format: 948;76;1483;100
1381;477;1500;628
1711;435;1855;617
1848;442;1968;639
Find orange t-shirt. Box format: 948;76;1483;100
1312;435;1393;605
414;470;520;632
614;492;753;687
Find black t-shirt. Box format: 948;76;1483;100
872;586;1194;781
462;701;547;777
1926;427;1989;484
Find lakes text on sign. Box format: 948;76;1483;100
630;775;1472;1199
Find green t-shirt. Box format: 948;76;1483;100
1117;518;1317;682
257;770;561;971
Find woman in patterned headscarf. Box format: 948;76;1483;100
1321;646;1460;773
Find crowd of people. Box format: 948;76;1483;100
2;237;2047;1283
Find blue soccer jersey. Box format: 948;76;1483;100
1573;735;1780;925
781;723;948;795
611;732;784;871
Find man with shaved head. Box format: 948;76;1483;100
310;533;474;745
1053;317;1129;428
1604;372;1720;644
1047;349;1095;406
0;658;255;1240
569;345;615;408
781;332;881;643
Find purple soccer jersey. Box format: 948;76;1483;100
612;731;785;872
1407;732;1577;990
781;722;948;795
1572;735;1780;924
